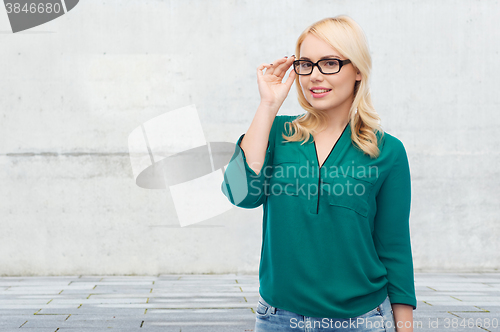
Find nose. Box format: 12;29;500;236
310;64;323;81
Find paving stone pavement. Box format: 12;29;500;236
0;272;499;331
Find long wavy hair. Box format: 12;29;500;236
282;15;384;159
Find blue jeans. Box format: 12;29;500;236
255;294;396;332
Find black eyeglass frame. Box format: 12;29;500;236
293;58;352;75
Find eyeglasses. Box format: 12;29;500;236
293;58;352;75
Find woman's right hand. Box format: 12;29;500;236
257;56;296;110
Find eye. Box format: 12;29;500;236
300;61;312;69
323;60;339;68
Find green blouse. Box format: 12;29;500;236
221;114;417;318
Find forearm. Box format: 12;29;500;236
392;303;413;332
239;103;278;175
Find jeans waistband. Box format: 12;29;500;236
258;294;391;318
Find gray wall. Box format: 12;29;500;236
0;0;498;276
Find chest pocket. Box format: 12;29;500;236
321;174;374;217
270;149;301;197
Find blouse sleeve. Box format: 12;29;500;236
220;116;280;209
372;139;417;310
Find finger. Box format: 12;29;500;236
273;57;294;78
257;63;273;78
262;62;277;76
266;57;288;76
284;66;297;89
272;57;291;77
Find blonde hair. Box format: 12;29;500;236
282;15;384;159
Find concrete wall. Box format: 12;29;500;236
0;0;498;276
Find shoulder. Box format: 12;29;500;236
291;113;306;120
269;115;295;142
378;130;409;163
270;115;287;133
280;113;305;127
277;114;303;121
274;114;303;130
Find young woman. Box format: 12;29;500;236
221;15;416;332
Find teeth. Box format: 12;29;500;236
312;89;330;93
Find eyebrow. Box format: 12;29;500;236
299;55;342;60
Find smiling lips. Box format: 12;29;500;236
310;87;332;98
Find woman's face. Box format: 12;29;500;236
299;33;361;116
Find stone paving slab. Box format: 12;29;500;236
0;273;499;331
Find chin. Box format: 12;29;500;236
308;100;335;111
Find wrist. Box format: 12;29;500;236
258;100;281;113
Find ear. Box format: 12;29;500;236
355;69;362;82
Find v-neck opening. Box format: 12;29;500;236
313;122;350;169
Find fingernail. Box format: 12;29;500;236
270;63;273;65
284;56;288;58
